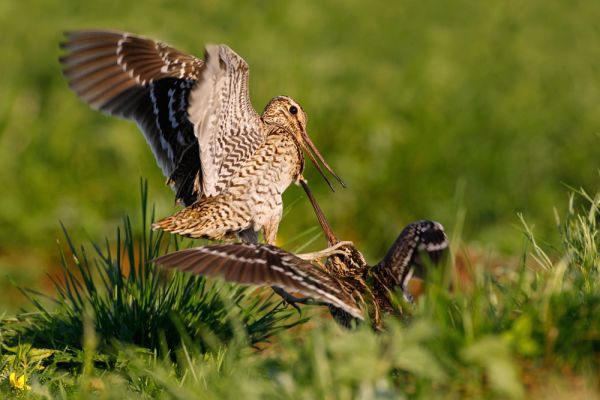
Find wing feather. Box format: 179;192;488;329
62;30;271;203
60;30;203;205
155;243;363;319
187;45;264;197
376;220;449;287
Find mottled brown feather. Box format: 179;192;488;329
155;244;364;319
60;30;205;204
155;221;449;329
61;30;342;243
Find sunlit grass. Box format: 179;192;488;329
0;183;303;384
0;188;598;398
1;2;600;396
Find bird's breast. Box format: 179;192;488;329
225;132;302;198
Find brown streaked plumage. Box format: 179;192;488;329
155;219;449;329
60;30;344;243
151;96;342;245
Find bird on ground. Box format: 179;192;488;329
156;185;449;329
60;30;344;245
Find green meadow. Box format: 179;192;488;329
0;0;598;398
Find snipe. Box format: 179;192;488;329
60;30;344;244
155;187;449;329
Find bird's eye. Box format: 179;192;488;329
289;105;298;115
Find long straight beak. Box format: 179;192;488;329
300;178;338;246
300;130;346;191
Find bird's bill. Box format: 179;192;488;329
300;130;346;191
300;179;338;245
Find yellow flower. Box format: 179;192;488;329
9;372;31;391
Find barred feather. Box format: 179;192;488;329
375;220;449;287
155;220;449;329
151;194;250;241
60;30;266;205
60;30;203;204
155;243;364;320
61;30;342;246
187;44;264;197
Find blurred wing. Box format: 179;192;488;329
415;221;448;259
187;45;264;197
412;220;449;280
60;30;204;205
388;220;449;287
155;243;363;319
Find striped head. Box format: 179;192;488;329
262;96;307;135
262;96;345;191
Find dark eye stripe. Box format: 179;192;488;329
289;105;298;115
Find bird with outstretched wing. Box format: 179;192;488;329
155;219;449;329
60;30;344;244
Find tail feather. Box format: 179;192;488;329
152;195;251;240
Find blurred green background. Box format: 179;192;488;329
1;0;598;310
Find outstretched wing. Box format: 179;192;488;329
60;30;204;205
187;44;264;197
60;31;265;204
379;220;449;289
155;243;364;319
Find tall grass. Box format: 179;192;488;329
1;189;598;398
0;183;302;370
136;189;598;399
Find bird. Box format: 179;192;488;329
155;212;449;329
59;30;344;244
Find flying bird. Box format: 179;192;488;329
60;30;344;244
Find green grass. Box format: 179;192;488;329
1;0;600;397
0;184;303;391
1;188;598;398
